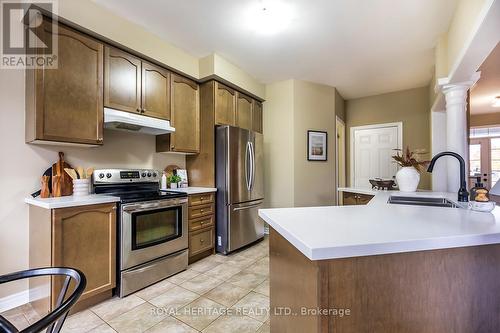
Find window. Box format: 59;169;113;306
469;144;481;176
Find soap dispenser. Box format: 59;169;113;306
470;176;488;202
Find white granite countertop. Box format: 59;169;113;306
258;190;500;260
162;187;217;195
25;194;120;209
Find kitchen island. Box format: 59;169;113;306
258;190;500;333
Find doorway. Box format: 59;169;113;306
350;122;402;188
336;117;346;205
469;131;500;190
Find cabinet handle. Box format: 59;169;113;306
97;137;103;143
142;108;146;113
200;197;204;200
171;146;175;150
200;239;204;243
200;209;204;213
136;108;141;112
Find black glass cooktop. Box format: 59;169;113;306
94;183;186;203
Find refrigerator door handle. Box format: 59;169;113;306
233;202;262;211
250;141;255;190
245;142;251;191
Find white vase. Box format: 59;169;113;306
396;167;420;192
170;183;178;189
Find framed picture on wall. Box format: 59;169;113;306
307;130;328;161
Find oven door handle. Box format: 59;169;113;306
122;199;187;212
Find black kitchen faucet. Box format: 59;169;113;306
427;151;469;202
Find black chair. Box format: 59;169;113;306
0;267;86;333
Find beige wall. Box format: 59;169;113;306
200;54;266;98
335;90;346;121
264;80;339;208
263;80;295;208
434;0;492;79
446;0;490;74
470;113;500;127
346;87;431;189
293;81;337;207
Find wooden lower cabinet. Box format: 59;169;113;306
270;228;500;333
187;193;216;263
342;191;374;205
29;203;116;314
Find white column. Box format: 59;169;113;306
442;83;470;193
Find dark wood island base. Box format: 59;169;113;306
269;228;500;333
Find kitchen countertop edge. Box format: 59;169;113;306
25;194;121;209
259;190;500;261
163;187;217;195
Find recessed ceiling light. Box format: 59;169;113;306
493;96;500;108
243;0;294;35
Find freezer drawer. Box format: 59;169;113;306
227;200;264;252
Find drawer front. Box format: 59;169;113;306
357;193;374;205
342;192;358;205
188;203;214;219
188;193;215;206
189;214;215;232
189;227;214;256
342;192;373;205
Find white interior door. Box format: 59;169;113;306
351;123;402;188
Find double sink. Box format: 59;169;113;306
388;195;460;208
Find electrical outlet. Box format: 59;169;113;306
217;236;222;246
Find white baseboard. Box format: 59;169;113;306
0;289;29;313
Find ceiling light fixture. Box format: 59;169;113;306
492;96;500;108
244;0;294;35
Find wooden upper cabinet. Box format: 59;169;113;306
25;21;104;145
214;82;236;126
166;74;200;153
141;62;170;120
52;203;116;309
104;46;141;113
252;100;263;133
236;92;253;131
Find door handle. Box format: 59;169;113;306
245;142;251;191
250;141;255;190
233;202;262;211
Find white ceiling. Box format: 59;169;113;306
94;0;458;99
471;43;500;115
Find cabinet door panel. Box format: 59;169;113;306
34;22;103;144
52;204;116;307
142;62;170;120
236;92;253;131
252;101;263;133
170;75;200;153
214;82;236;126
104;46;141;113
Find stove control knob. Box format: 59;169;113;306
99;173;105;179
147;172;152;177
152;172;157;178
141;172;146;177
106;173;112;179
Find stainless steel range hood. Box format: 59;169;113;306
104;108;175;135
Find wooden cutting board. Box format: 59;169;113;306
52;152;73;197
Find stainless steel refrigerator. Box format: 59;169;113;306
215;126;264;254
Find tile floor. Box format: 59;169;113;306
1;237;270;333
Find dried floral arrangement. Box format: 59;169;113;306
392;147;430;173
